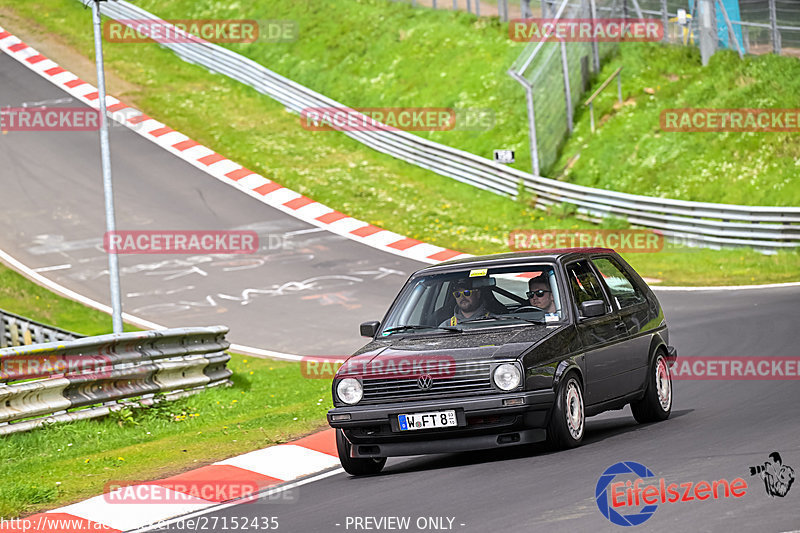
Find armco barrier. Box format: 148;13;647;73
1;308;81;348
77;0;800;252
0;326;232;435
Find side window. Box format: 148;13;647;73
592;257;646;309
566;261;608;308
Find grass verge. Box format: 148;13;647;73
0;265;332;519
0;1;796;287
0;354;333;519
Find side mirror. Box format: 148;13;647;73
580;300;606;318
360;321;381;337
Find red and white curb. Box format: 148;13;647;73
0;25;469;267
0;429;340;532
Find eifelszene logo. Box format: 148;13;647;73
595;461;747;526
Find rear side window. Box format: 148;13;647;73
592;257;646;309
565;261;608;306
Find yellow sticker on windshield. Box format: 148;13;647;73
469;269;488;277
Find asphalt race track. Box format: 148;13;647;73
2;38;800;533
0;53;422;356
143;286;800;533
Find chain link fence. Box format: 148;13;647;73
382;0;800;176
509;0;800;176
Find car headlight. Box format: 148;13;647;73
336;378;363;405
493;363;521;391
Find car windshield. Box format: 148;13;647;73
380;264;564;336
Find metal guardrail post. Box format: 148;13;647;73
769;0;780;55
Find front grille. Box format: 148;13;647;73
361;360;495;403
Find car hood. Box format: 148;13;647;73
346;325;567;367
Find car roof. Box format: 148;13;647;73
415;248;617;275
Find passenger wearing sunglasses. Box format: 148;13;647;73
440;279;490;327
527;277;556;314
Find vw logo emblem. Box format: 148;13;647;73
417;374;433;391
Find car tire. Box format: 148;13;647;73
546;372;585;449
335;429;386;476
631;351;672;424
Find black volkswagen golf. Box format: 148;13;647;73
327;248;677;475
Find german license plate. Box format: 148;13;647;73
398;410;457;431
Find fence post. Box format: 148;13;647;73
590;0;600;71
560;39;574;133
433;0;437;8
522;0;532;18
467;0;472;14
660;0;668;43
453;0;458;10
769;0;780;55
699;0;717;66
524;84;540;176
476;0;480;16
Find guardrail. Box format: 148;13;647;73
81;0;800;252
0;326;232;435
1;309;81;348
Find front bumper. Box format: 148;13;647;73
328;389;555;458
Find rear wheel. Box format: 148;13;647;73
546;372;584;449
335;429;386;476
631;351;672;423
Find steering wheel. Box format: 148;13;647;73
512;305;545;314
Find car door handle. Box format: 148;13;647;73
615;322;626;330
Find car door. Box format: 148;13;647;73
565;259;628;405
591;255;651;386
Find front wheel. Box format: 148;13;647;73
546;372;585;449
335;429;386;476
631;351;672;424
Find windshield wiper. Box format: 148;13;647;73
459;314;547;326
382;324;461;334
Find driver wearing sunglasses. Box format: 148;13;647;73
527;277;556;314
440;279;490;327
